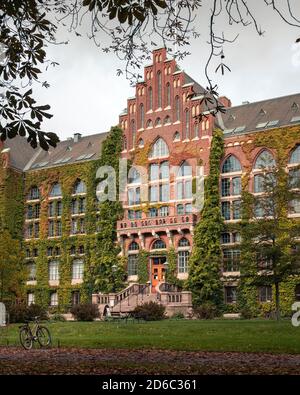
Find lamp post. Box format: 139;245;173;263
111;264;117;293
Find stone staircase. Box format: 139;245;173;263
92;282;193;318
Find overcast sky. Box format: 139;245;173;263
33;1;300;141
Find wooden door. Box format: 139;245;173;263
151;256;166;292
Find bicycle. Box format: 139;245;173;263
19;316;52;350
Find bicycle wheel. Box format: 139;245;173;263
37;326;52;347
19;327;33;350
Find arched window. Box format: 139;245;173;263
185;109;190;139
178;238;190;247
128;167;141;184
157;71;162;108
146;119;153;128
254;150;275;169
155;118;162;127
73;180;86;194
149;138;169;159
131;120;136;148
122;135;127;150
175;96;180;121
173;131;180;142
148;87;153;110
164;116;171;125
50;183;62;197
177;161;192;177
128;241;139;251
28;186;40;200
138;138;144;148
139;104;144;129
222;156;242;173
290;146;300;164
152;239;166;249
165;83;171;107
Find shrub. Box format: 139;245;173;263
170;312;185;320
70;303;100;321
8;304;48;323
240;307;254;320
193;302;218;320
132;301;166;321
50;313;66;322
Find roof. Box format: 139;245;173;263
219;93;300;136
3;132;108;172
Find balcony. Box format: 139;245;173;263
117;213;198;235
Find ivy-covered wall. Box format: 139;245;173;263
23;126;126;310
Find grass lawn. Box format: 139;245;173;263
1;319;300;354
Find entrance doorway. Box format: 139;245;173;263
151;256;166;292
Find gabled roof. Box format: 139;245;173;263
3;132;108;172
219;93;300;136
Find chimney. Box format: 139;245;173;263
73;133;82;143
219;96;232;108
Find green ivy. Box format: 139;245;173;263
187;129;224;308
137;250;149;284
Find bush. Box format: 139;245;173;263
240;307;254;320
50;313;66;322
132;301;166;321
193;302;218;320
8;304;48;323
70;304;100;321
171;312;185;320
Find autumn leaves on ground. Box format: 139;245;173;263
1;320;300;374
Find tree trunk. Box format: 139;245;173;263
275;281;280;321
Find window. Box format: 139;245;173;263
254;150;275;169
148;87;153;110
72;291;80;306
131;120;136;147
49;260;59;281
129;241;139;251
232;177;241;195
49;202;55;217
138;138;144;148
225;287;237;304
128;210;142;219
73;180;86;194
176;162;192;200
78;197;86;213
185;203;192;213
159;183;169;202
50;183;62;197
72;259;84;280
70;246;76;255
128;254;138;276
178;250;189;273
222;156;242;173
139;104;144;129
56;201;62;216
257;254;273;270
290;199;300;214
149;185;158;202
222;201;231;220
164;116;171;125
33;248;38;257
71;218;85;235
128;187;140;205
28;186;40;200
128;168;141;184
27;293;35;306
48;221;54;237
157;71;162;108
146;119;153;128
159;206;169;217
27;262;36;281
178;161;192;177
221;233;231;244
149;207;158;217
193;122;199;139
175;96;180;121
258;286;272;302
173;131;180;142
79;245;85;254
165;83;171;107
149;138;169;159
290;146;300;164
184;109;190;139
223;249;240;272
50;292;58;306
221;178;230;197
155;118;162;127
289;168;300;189
232;200;241;219
176;204;184;215
160;161;169;179
152;239;166;249
178;238;190;247
56;221;62;236
254;174;265;193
